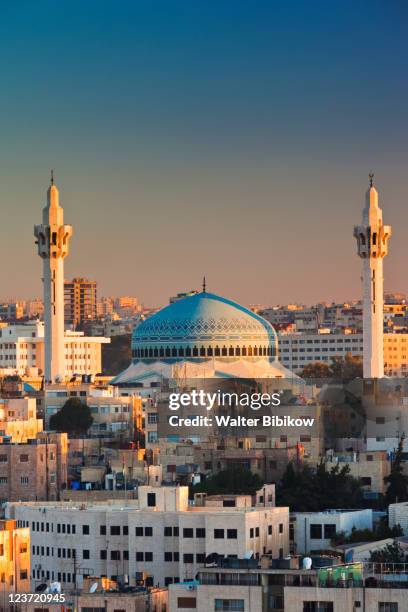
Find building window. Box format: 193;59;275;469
214;529;224;539
310;524;322;539
19;454;29;462
145;527;153;536
135;527;143;536
164;527;172;536
324;524;336;539
196;528;206;538
20;476;29;485
100;550;107;560
145;552;153;562
147;493;156;507
82;525;90;535
100;525;106;535
110;526;120;536
214;599;244;611
177;598;197;609
83;550;90;560
227;529;237;539
183;553;194;563
378;605;398;612
183;528;194;538
110;550;121;560
303;604;333;612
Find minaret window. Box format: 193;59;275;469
373;232;377;245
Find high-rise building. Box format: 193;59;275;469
34;173;73;382
354;175;392;378
64;277;97;329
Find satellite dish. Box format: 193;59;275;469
35;583;47;593
89;582;98;594
49;582;61;594
244;551;254;559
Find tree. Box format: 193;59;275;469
370;542;406;563
300;353;363;381
331;518;403;546
276;461;364;512
300;362;331;379
102;334;131;375
50;398;93;436
191;467;262;497
330;353;363;381
384;435;408;505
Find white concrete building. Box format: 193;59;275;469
389;502;408;535
34;174;73;383
293;509;373;554
354;176;392;378
6;485;289;591
0;321;109;377
278;330;363;373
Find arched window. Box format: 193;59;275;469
208;347;213;356
200;346;206;356
248;346;253;356
165;347;171;357
236;347;241;356
215;346;220;357
171;347;177;357
153;348;158;358
360;233;366;246
221;346;227;356
193;346;198;357
178;347;184;357
186;347;192;357
229;347;234;356
148;348;153;358
159;348;164;357
242;347;247;356
254;346;258;356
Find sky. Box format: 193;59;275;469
0;0;407;308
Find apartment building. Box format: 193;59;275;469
0;432;67;503
0;321;109;377
278;330;408;377
277;330;363;374
44;381;142;438
64;277;97;329
0;519;30;609
6;485;289;591
169;560;408;612
293;509;373;555
0;397;42;443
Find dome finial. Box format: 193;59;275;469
50;169;54;186
202;276;206;293
369;172;374;188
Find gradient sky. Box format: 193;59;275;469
1;0;407;308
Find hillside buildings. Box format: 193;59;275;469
0;321;109;377
6;485;289;591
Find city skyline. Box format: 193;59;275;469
0;1;407;305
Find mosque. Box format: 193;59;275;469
112;282;296;387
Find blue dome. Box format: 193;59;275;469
131;292;277;361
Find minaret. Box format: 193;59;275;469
34;173;73;382
354;174;392;378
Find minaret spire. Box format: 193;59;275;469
34;175;73;383
354;176;392;378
